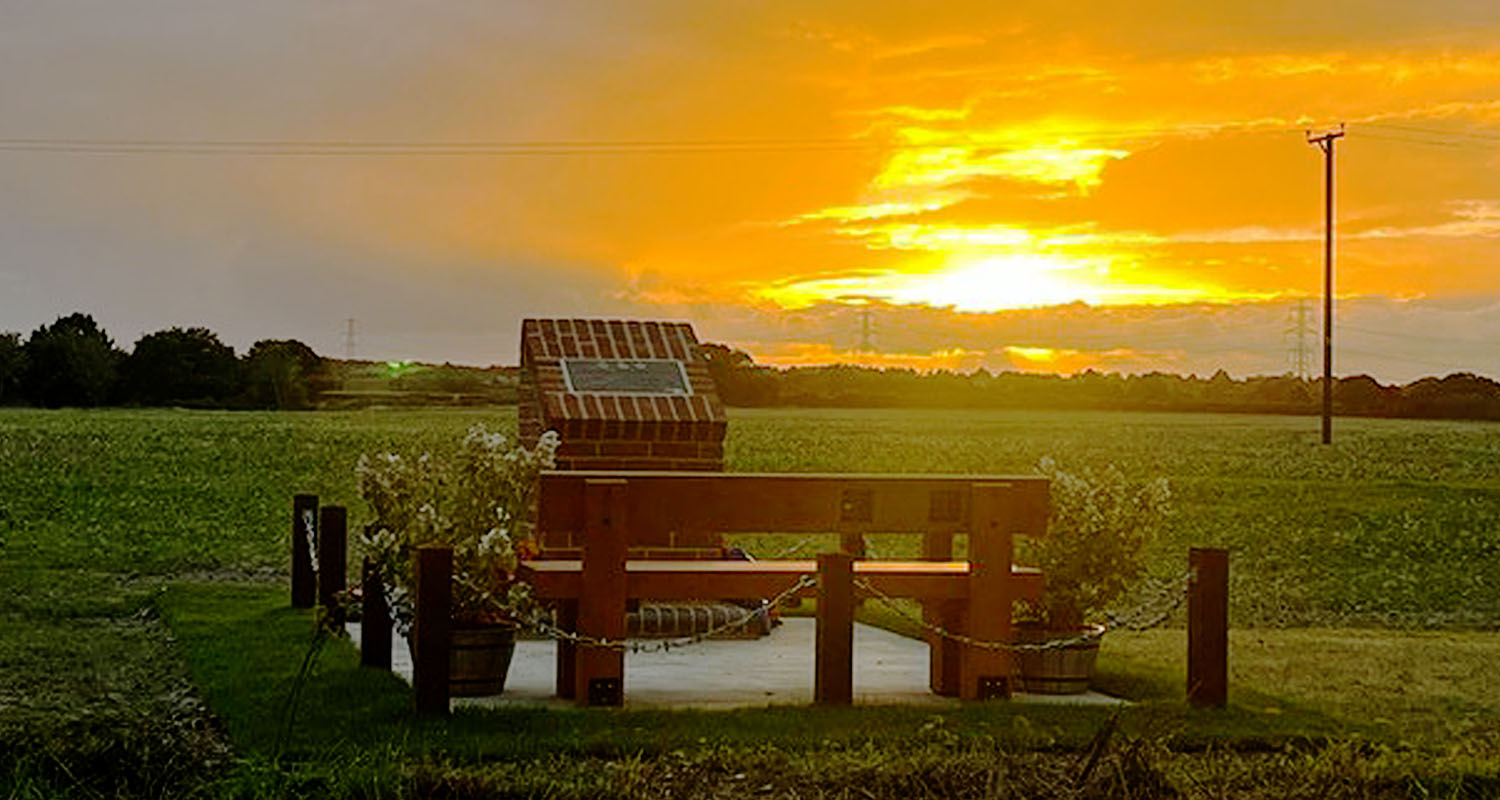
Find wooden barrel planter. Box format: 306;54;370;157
448;625;517;697
1015;624;1105;694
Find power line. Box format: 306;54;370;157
1357;132;1475;149
1362;121;1500;142
1338;346;1478;372
1342;324;1498;348
0;122;1311;158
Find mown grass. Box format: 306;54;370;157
151;581;1500;798
3;406;1500;797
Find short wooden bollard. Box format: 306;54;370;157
290;494;318;608
317;506;347;620
413;547;452;714
361;556;392;670
815;552;855;705
1188;548;1229;707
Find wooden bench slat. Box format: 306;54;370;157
519;560;1043;603
538;472;1049;549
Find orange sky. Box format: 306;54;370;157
3;1;1499;380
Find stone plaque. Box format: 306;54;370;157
562;358;691;395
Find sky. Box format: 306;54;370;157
3;1;1500;382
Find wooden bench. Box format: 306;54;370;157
520;471;1050;706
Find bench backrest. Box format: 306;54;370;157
536;471;1049;558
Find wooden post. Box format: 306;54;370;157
361;556;391;670
413;547;452;714
814;552;854;705
1188;548;1229;707
576;479;627;707
290;494;318;608
317;506;347;619
922;529;963;696
961;483;1014;700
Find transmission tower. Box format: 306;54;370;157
857;304;874;352
344;317;357;361
1286;299;1314;379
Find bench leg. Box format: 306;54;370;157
921;529;962;696
925;600;965;696
576;479;627;707
961;483;1014;700
815;552;855;704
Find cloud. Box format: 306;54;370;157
5;0;1500;383
692;295;1500;383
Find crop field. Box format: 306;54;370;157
3;406;1499;797
4;406;1498;626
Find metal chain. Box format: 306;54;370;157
432;563;1190;656
766;537;815;560
452;572;818;654
1102;570;1193;631
302;509;318;575
854;569;1193;653
525;575;819;654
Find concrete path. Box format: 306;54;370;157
348;618;1125;709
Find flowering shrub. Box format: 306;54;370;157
357;425;559;632
1020;457;1172;627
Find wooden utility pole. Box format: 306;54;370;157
1307;125;1344;444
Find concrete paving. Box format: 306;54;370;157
348;618;1126;710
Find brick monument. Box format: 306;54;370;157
518;318;727;472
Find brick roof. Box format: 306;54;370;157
523;318;700;362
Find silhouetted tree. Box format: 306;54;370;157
122;327;241;406
699;342;781;405
0;332;26;405
22;313;120;407
1398;373;1500;420
242;339;322;409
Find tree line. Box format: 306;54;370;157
700;343;1500;422
0;313;326;409
5;314;1495;421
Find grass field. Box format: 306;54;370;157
5;406;1497;625
3;406;1499;797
